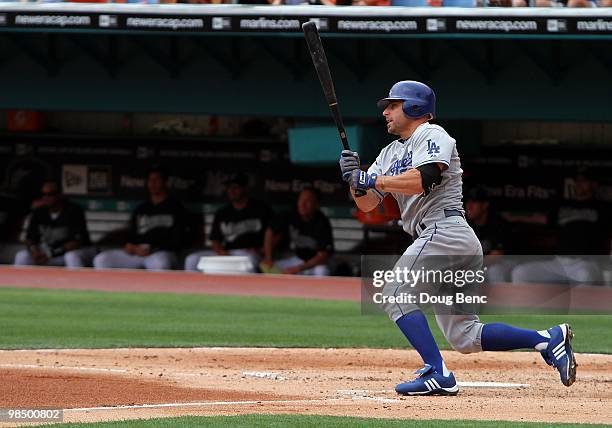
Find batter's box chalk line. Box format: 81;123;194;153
242;371;286;380
337;381;530;397
336;390;401;403
457;381;530;388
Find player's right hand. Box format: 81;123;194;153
339;150;360;182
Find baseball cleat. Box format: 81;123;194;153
541;323;577;387
395;364;459;396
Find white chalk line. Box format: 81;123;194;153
242;371;286;380
337;390;401;403
337;381;529;396
174;372;209;377
350;396;401;403
0;363;126;373
64;398;350;412
458;381;529;388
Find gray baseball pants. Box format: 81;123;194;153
93;249;177;270
381;216;485;354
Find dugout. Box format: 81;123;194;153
0;4;611;266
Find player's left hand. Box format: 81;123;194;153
339;150;361;182
347;170;377;192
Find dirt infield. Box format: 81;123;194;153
1;347;611;425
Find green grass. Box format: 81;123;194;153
0;287;611;353
49;415;612;427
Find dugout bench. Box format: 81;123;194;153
5;198;368;275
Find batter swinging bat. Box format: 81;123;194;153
302;21;366;197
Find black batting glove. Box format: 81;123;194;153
339;150;361;182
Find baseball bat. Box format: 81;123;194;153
302;21;366;198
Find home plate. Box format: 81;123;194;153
458;381;529;388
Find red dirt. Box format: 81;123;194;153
0;369;289;409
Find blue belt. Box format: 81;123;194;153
416;209;464;238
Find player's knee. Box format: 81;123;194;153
93;252;112;269
446;320;483;354
65;249;94;268
14;249;33;265
572;264;601;284
145;253;174;270
312;265;330;276
184;254;200;271
64;251;83;268
450;341;478;354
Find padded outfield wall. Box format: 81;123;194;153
0;4;610;121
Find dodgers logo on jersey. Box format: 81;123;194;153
427;139;440;157
389;151;413;176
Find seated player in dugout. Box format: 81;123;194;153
511;168;611;286
260;188;334;276
14;179;96;268
184;173;274;272
94;165;189;271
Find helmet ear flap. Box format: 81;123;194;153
402;101;424;118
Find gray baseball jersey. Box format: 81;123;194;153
367;122;485;354
367;122;464;237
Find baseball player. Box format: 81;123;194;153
94;165;189;271
184;173;273;272
340;80;577;395
14;180;96;268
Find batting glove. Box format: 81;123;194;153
348;170;377;192
339;150;361;182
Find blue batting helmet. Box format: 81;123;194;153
377;80;436;119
